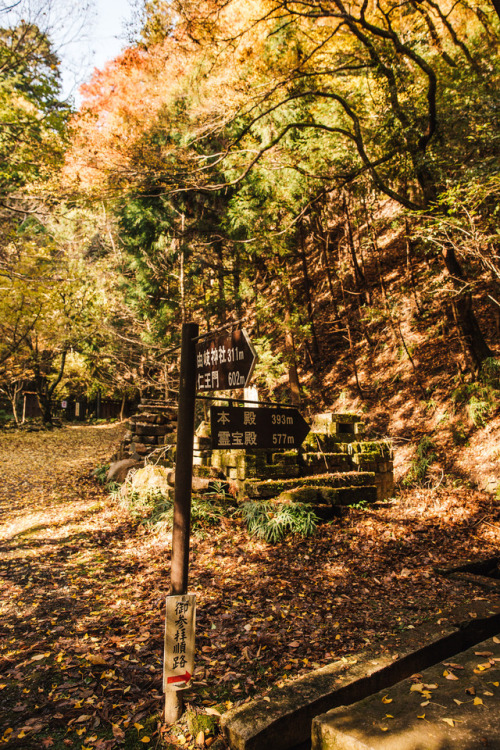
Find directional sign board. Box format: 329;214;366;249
163;594;196;691
210;405;310;451
196;329;257;392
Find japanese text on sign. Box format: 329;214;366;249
210;405;310;451
196;329;257;392
164;594;196;691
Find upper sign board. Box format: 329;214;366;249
196;329;257;392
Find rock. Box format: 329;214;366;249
107;458;142;483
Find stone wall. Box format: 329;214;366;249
193;411;393;503
112;402;177;462
112;405;394;506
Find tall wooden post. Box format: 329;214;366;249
165;321;198;724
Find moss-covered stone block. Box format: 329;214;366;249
278;487;321;503
271;451;299;466
304;433;356;452
302;452;352;473
193;466;213;478
348;440;392;458
321;485;378;506
259;464;300;480
243;471;376;499
195;421;211;438
311;412;361;431
193;455;211;467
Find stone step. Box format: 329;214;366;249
278;485;377;506
242;471;376;500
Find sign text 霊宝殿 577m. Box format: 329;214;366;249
195;329;257;392
210;405;310;451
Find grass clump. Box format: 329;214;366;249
241;501;318;543
451;358;500;428
403;435;437;486
115;465;233;533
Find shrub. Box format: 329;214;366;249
241;501;318;543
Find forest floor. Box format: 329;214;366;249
0;423;499;750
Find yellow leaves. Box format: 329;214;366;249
31;652;50;661
381;695;392;704
442;718;456;727
86;653;107;666
134;723;144;731
140;738;151;744
473;662;492;673
473;697;484;706
417;713;426;719
443;670;459;681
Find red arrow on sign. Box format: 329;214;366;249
167;671;192;685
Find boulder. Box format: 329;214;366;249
107;458;142;483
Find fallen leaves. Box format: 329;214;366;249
1;425;499;750
442;717;456;727
86;654;108;666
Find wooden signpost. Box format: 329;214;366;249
165;322;309;723
164;594;196;692
165;322;198;724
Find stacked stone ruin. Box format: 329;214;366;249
113;401;177;461
114;405;393;510
192;412;393;509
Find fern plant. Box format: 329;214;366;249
403;435;437;486
241;501;318;543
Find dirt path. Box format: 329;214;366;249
0;424;124;541
0;424;170;750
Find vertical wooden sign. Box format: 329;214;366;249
164;594;196;691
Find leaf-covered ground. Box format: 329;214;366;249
0;424;499;750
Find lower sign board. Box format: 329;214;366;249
163;594;196;691
210;405;310;451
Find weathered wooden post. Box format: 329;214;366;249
164;321;198;724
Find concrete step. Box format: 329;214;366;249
312;633;500;750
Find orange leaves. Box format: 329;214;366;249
64;38;197;195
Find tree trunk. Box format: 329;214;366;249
298;225;320;359
283;302;301;407
442;245;493;369
343;193;366;292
